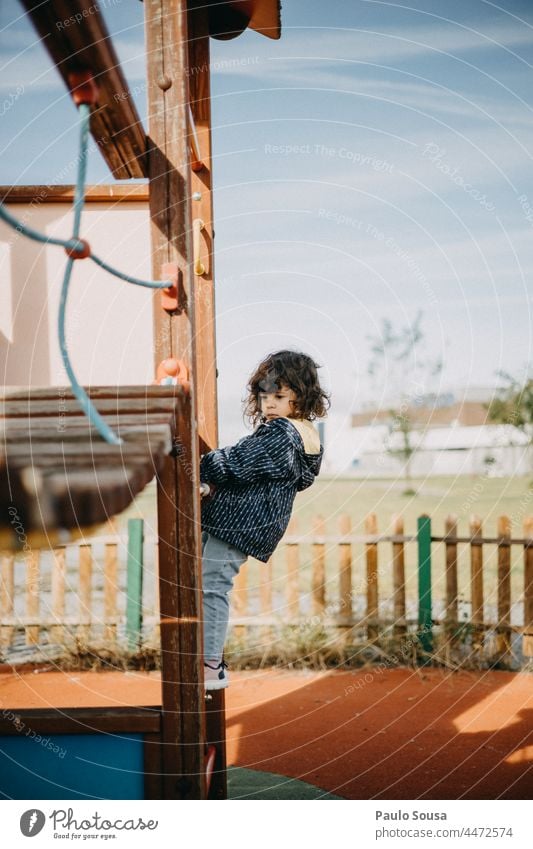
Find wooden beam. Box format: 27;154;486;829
21;0;147;179
0;707;161;735
144;0;206;800
0;185;149;204
188;1;227;800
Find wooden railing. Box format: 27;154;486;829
1;514;532;660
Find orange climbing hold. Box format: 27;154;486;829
154;358;189;389
160;262;181;312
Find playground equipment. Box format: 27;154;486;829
0;0;281;800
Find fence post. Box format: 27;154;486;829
51;547;66;646
0;552;15;649
127;518;144;651
25;550;40;645
337;514;352;633
365;513;379;641
312;515;326;616
444;515;458;640
104;536;119;645
523;516;533;658
470;515;484;650
496;514;512;658
417;514;432;654
286;517;299;620
78;545;92;645
259;556;273;643
392;514;406;637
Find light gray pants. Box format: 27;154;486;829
202;530;247;662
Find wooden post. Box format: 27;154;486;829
337;514;352;632
145;0;206;799
155;399;205;800
51;547;66;646
444;515;458;638
523;516;533;657
469;515;484;649
187;2;228;800
311;515;326;616
365;513;379;641
286;517;300;620
496;514;512;658
392;514;406;637
417;515;432;655
126;518;144;652
0;552;15;649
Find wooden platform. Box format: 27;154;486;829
0;385;185;545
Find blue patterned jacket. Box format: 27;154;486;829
200;417;324;562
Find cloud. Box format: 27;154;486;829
223;64;533;130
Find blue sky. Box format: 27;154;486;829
1;0;532;434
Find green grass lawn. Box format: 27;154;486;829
295;474;532;537
125;474;532;536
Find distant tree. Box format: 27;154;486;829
487;371;533;471
367;311;443;494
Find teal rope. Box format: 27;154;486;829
58;257;122;444
90;252;170;289
72;104;90;238
58;104;123;446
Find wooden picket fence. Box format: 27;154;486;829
0;520;147;655
1;514;532;661
232;514;533;659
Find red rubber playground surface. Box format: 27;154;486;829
1;666;532;799
225;668;533;799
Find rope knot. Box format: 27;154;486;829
65;238;91;260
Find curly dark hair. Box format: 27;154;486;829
243;350;331;427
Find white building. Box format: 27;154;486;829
322;390;531;478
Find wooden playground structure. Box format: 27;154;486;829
0;0;281;800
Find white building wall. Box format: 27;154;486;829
1;201;154;387
322;417;531;478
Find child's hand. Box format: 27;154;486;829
200;482;217;499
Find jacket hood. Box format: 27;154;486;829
286;418;321;454
283;418;323;491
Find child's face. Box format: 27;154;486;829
259;384;297;420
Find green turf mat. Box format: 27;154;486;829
227;766;343;799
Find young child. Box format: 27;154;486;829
199;349;330;689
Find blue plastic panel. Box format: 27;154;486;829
0;732;145;799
